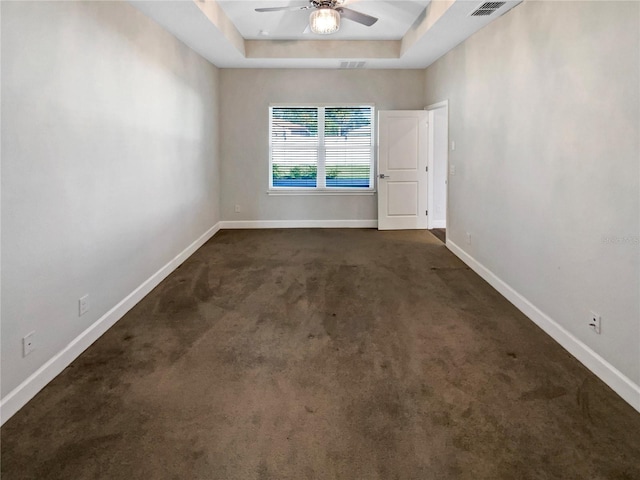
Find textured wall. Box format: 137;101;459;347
220;68;425;223
1;1;221;396
424;1;639;385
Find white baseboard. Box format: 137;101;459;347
220;219;378;229
446;239;640;413
0;222;221;425
429;219;446;229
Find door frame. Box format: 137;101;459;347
425;100;449;231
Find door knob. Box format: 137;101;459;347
379;173;391;179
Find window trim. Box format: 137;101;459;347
268;103;376;195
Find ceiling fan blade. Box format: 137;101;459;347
337;7;378;27
255;5;309;12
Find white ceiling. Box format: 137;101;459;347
129;0;523;69
217;0;431;40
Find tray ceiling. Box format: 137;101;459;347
129;0;523;68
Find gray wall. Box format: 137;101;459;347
220;69;425;223
1;1;221;397
424;1;639;385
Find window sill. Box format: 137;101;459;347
267;189;376;196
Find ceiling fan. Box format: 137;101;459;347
255;0;378;35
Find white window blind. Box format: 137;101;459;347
271;107;319;188
324;107;372;188
270;105;374;190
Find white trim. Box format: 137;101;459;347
269;103;376;108
425;100;449;111
267;189;375;196
0;222;222;425
427;109;435;229
425;100;449;230
446;239;640;413
220;220;377;229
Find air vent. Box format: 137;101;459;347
339;61;366;69
470;1;506;16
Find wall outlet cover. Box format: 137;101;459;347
23;332;35;357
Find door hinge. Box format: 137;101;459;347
426;210;428;216
426;166;428;172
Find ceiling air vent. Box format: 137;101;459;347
339;61;366;69
470;2;506;16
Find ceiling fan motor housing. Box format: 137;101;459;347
311;0;341;8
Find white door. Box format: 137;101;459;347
377;110;429;230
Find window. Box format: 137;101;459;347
269;105;374;192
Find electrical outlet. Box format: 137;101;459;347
234;204;241;213
23;332;35;357
79;295;90;316
449;165;456;176
589;312;601;334
466;232;472;245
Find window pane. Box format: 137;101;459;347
271;107;318;188
325;107;372;188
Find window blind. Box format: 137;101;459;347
324;107;372;188
270;105;374;190
271;107;319;188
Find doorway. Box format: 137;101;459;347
425;101;449;242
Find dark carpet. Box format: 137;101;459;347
2;229;639;479
430;228;446;244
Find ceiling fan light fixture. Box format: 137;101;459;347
309;8;340;35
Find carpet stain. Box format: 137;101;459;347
520;385;568;401
577;378;594;421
